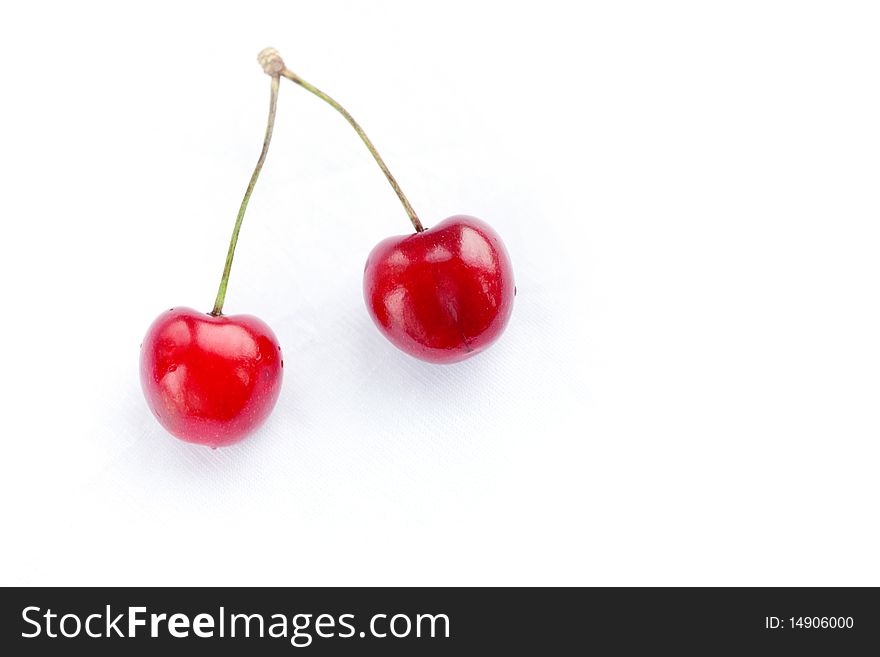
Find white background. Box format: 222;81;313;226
2;1;878;586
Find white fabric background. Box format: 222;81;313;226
2;1;879;585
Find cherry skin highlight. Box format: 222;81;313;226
363;215;515;364
140;307;283;447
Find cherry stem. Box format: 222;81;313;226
211;74;280;316
279;66;425;233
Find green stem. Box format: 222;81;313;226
280;68;424;233
211;75;280;316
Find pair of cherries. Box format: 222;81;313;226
140;49;515;447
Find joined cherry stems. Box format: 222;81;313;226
260;48;424;234
212;47;426;317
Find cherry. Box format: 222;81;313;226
268;48;516;362
363;215;514;363
140;51;286;446
140;308;282;446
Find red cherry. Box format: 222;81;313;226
140;308;283;447
363;215;515;364
139;57;286;447
274;56;516;363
